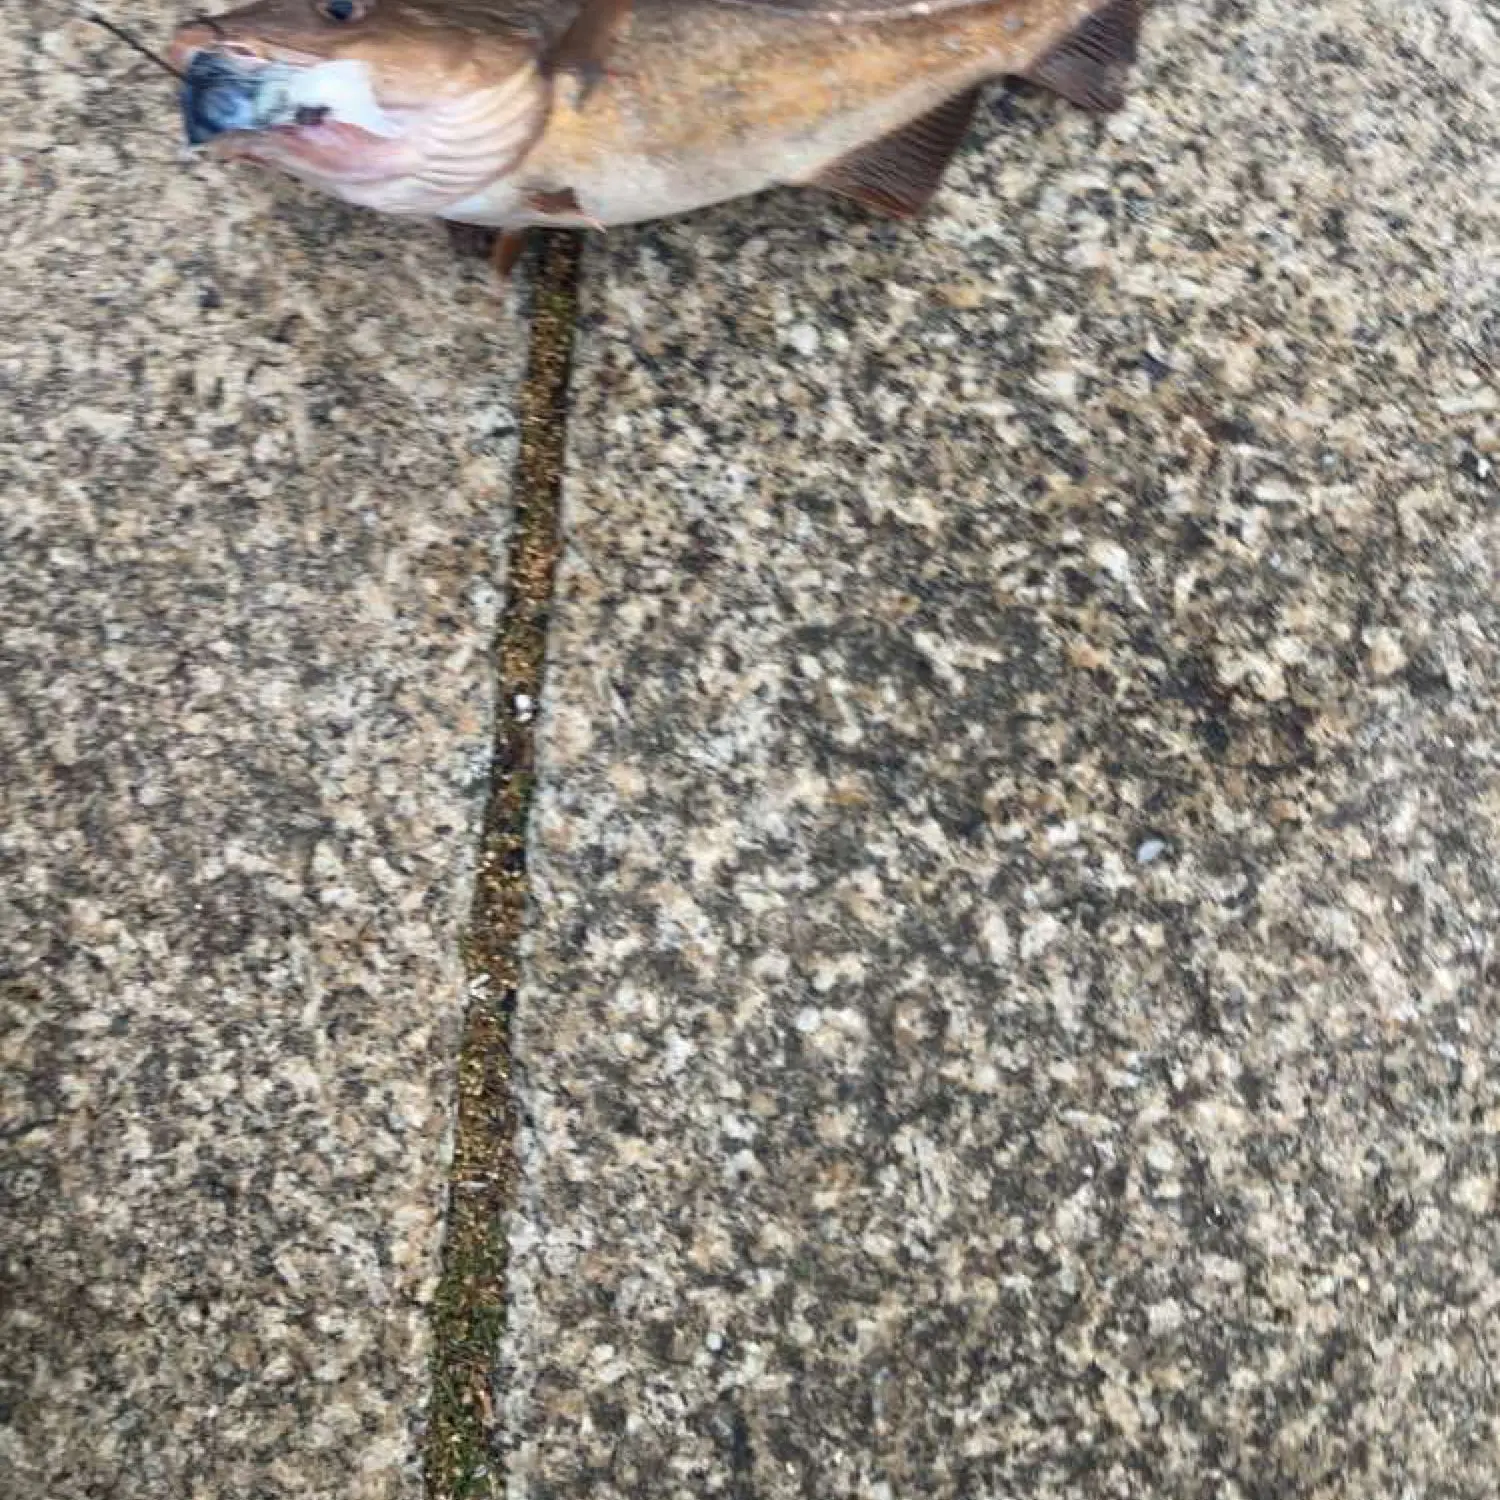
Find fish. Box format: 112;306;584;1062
166;0;1144;274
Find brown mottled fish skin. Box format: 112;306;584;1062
171;0;1142;239
553;0;1103;157
516;0;1129;224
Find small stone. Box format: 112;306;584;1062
1453;1175;1494;1214
1367;629;1408;679
979;911;1011;965
1089;539;1132;585
786;322;820;356
1145;1140;1178;1175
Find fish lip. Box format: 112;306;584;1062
197;105;421;186
206;121;418;186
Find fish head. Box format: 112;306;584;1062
169;1;548;215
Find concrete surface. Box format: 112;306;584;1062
5;0;1498;1497
503;0;1499;1496
1;6;519;1497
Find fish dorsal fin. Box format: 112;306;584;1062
808;87;980;218
711;0;1000;16
1021;0;1142;112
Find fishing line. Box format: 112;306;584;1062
84;12;185;79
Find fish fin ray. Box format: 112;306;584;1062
492;228;531;279
806;87;979;218
545;0;633;102
1019;0;1141;112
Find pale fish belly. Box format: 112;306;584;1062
437;147;777;229
439;60;1001;230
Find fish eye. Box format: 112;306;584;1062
317;0;366;21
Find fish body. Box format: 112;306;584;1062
457;0;1109;228
169;0;1142;235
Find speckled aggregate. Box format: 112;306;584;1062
503;0;1499;1495
2;6;520;1496
5;0;1498;1496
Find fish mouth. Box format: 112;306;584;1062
167;30;546;214
172;42;422;183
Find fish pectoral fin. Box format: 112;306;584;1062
544;0;633;103
1019;0;1142;112
806;87;980;219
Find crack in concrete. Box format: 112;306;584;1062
425;231;583;1500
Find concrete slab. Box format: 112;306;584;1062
505;0;1499;1495
1;7;520;1496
